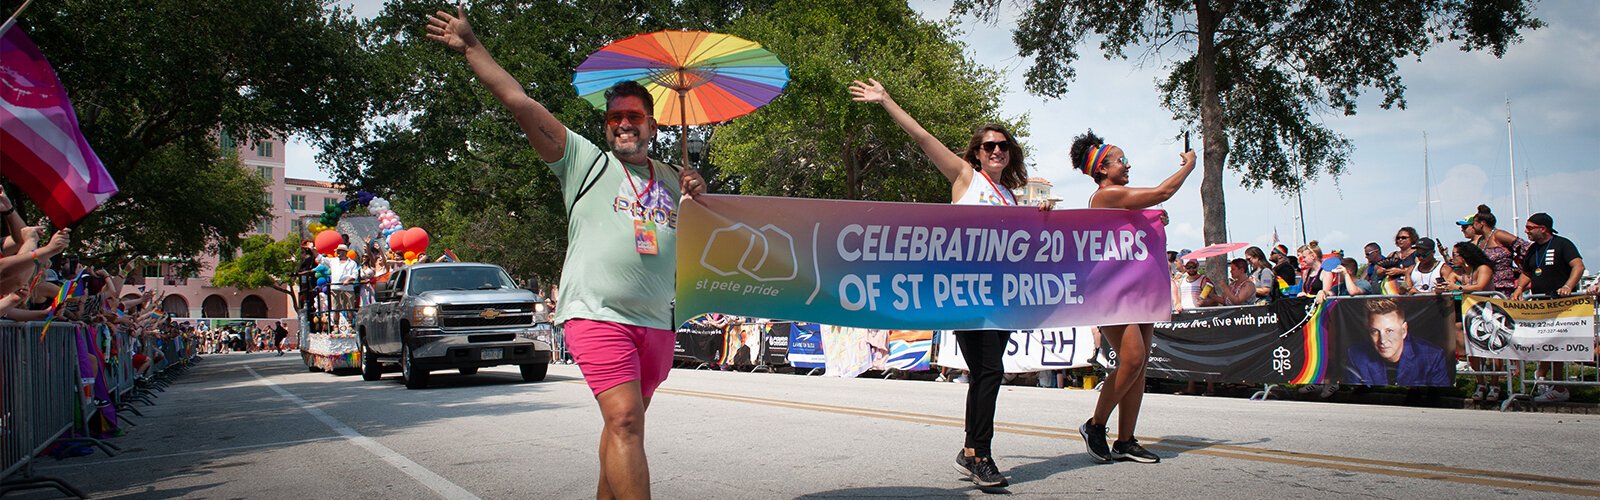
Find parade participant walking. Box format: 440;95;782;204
427;6;707;499
851;78;1050;488
1069;129;1195;464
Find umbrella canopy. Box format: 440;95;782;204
573;30;788;127
1180;242;1250;262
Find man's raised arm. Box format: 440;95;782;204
426;5;566;162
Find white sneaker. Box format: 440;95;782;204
935;375;948;382
1533;389;1571;403
954;374;970;384
1455;360;1471;372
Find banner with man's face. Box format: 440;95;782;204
1315;296;1457;387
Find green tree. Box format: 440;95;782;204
334;0;775;283
7;0;375;266
212;234;303;307
953;0;1541;260
713;0;1020;202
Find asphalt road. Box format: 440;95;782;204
17;352;1600;499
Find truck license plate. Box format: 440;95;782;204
481;348;503;360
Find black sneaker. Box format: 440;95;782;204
954;452;1008;488
1079;420;1112;463
1111;439;1160;463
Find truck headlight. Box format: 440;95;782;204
411;303;438;327
534;303;550;323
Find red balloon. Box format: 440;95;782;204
403;227;430;253
387;231;406;253
314;230;342;256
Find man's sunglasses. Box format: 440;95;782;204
605;111;649;126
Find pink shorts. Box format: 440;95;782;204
564;319;674;399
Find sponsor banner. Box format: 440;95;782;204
674;321;725;363
1463;296;1595;362
723;323;763;366
822;325;873;378
1314;295;1457;387
676;195;1171;331
885;330;933;371
764;322;791;366
1106;301;1310;383
787;322;825;369
934;328;1094;373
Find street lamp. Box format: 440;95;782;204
687;134;707;167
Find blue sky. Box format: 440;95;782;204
290;0;1598;261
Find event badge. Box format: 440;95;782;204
635;219;659;255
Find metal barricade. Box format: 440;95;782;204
1455;293;1517;409
1;321;89;497
1482;295;1599;409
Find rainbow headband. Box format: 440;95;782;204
1082;144;1112;176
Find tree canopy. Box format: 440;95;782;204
714;0;1021;202
211;235;302;303
6;0;376;267
953;0;1542;254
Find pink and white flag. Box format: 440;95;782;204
0;24;117;226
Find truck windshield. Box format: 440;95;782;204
406;267;517;294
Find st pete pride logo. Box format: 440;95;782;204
676;195;1171;331
611;176;678;228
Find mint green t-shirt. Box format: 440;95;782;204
549;129;681;330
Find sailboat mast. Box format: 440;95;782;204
1424;131;1432;240
1507;99;1520;230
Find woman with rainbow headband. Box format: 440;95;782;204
850;78;1052;488
1069;129;1194;464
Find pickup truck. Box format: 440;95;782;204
357;262;555;389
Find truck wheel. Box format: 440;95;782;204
520;362;548;382
402;345;429;390
458;367;479;375
360;341;382;381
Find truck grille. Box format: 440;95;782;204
439;302;536;329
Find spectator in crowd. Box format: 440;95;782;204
1442;241;1500;402
1172;258;1216;311
273;321;290;356
1375;227;1421;294
1269;244;1298;290
1344;298;1451;387
1405;238;1444;295
1456;216;1479;246
1245;247;1276;302
1296;241;1338;303
1330;258;1372;296
1218;258;1259;306
1358;242;1385;284
1468;205;1531;296
1514;212;1584;403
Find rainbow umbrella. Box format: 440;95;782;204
573;30;788;167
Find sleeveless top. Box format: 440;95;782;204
1482;237;1529;295
1177;275;1208;309
955;170;1017;206
1410;261;1441;294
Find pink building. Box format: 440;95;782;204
141;133;344;336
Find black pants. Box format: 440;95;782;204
955;329;1009;456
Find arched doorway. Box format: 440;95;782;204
240;295;269;318
201;295;229;318
161;295;190;317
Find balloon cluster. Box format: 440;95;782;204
306;191;377;236
312;262;332;291
370;198;430;263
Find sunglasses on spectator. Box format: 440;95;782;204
1394;235;1411;241
605;111;649;126
979;141;1010;153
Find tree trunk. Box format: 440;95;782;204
843;132;861;200
1195;0;1231;280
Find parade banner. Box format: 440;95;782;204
763;322;791;366
723;323;763;366
934;328;1094;373
822;325;873;378
787;322;825;369
1463;296;1595;362
1313;295;1456;387
674;321;725;363
1108;301;1310;383
676;195;1171;331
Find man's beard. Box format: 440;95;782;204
609;129;648;156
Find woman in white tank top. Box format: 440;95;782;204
850;78;1051;488
1069;129;1196;464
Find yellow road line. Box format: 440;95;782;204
650;385;1600;496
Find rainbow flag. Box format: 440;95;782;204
0;25;118;226
1289;300;1334;384
1381;278;1404;296
1276;277;1291;294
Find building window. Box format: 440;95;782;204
290;194;306;211
256;140;273;158
219;130;235;150
261;192;272;205
143;265;161;278
256;218;273;234
290;219;305;236
258;165;272;180
324;198;338;210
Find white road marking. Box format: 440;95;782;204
245;366;481;500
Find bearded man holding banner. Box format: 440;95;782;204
426;6;708;499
